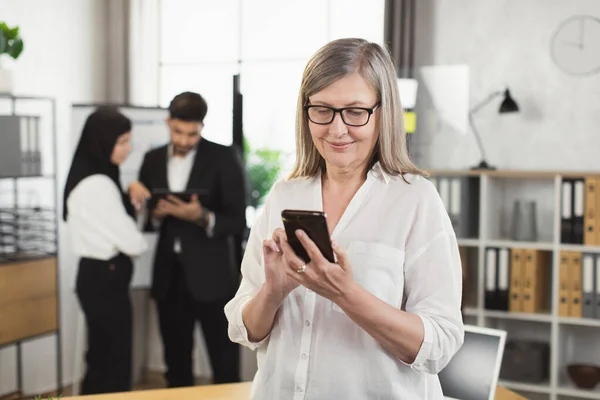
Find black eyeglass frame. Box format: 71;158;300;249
303;103;381;127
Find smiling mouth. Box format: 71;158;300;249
327;141;354;150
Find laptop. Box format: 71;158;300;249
439;324;507;400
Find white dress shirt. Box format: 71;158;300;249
224;163;464;400
163;145;215;252
67;174;148;260
167;146;196;192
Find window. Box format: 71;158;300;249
159;0;385;186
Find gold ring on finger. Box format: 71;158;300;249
296;264;307;273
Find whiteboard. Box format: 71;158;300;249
63;104;169;289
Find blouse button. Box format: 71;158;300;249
109;264;115;271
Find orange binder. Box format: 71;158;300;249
522;249;550;313
509;249;525;312
568;252;583;318
558;251;571;317
584;177;599;246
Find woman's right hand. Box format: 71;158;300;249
262;228;300;304
128;181;151;211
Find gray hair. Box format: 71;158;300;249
288;38;426;180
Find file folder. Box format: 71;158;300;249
0;115;23;177
561;180;573;243
558;251;571;317
509;249;524;312
595;254;600;319
573;179;585;244
582;253;595;318
454;177;480;239
568;252;583;318
584;178;599;246
485;247;498;310
20;116;31;176
497;248;510;311
522;249;550;313
450;178;461;233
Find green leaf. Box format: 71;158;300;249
0;22;9;33
8;37;23;59
6;26;19;40
0;32;6;54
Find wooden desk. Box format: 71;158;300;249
62;382;253;400
62;382;526;400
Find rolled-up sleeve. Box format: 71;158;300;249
401;230;465;374
224;200;270;350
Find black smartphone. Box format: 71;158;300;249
281;209;335;264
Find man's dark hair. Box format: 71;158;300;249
168;91;208;123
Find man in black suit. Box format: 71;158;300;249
129;92;245;387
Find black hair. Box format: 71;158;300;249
168;91;208;123
63;106;133;221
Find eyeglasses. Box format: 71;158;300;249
304;103;380;127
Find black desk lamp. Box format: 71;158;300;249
469;88;519;170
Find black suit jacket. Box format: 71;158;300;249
139;139;246;302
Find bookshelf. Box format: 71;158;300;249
0;93;62;397
430;169;600;400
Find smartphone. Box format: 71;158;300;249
281;209;335;264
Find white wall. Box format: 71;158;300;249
0;0;108;396
412;0;600;171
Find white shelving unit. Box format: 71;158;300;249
431;169;600;400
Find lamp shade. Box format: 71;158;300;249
499;89;519;113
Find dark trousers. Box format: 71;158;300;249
76;254;133;395
156;259;240;387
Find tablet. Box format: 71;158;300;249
148;188;209;208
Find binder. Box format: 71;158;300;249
448;177;480;239
582;253;595;318
561;179;573;243
30;116;42;176
485;247;498;310
0;115;23;177
439;177;450;212
522;249;550;313
20;116;30;176
595;254;600;319
449;178;461;233
584;178;599;246
497;248;510;311
568;252;583;318
573;179;585;244
509;248;524;312
558;251;571;317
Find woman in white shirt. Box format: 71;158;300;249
63;107;147;395
224;38;464;399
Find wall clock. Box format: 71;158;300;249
550;15;600;76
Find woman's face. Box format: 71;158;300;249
307;73;380;173
110;132;132;165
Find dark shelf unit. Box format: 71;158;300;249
0;93;62;396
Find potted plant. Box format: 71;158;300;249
0;22;24;93
243;138;283;208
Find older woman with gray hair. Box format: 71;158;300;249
225;38;464;399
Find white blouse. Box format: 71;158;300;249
67;174;148;260
225;163;464;400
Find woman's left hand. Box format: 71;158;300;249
281;229;356;302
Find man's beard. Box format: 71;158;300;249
173;146;192;156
